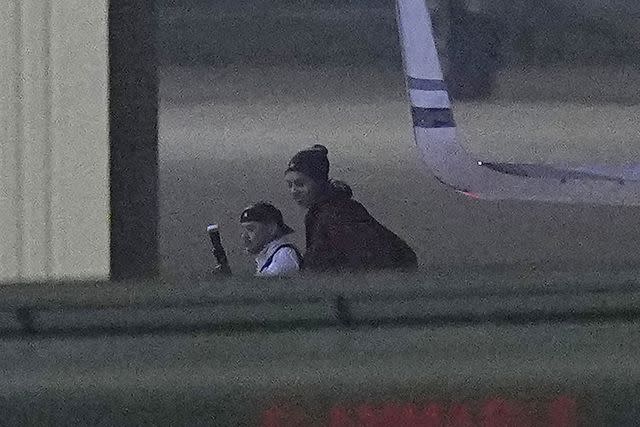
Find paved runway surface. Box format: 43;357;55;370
158;64;640;279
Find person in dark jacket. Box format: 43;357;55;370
284;144;418;273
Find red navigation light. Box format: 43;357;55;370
460;191;481;199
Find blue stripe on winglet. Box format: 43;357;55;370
411;107;456;128
408;77;448;91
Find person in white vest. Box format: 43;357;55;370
240;202;302;277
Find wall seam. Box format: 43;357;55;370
43;0;53;277
13;0;24;280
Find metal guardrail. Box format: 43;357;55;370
1;272;640;339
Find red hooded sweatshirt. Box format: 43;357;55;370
303;181;417;273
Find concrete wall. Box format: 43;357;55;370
0;1;109;283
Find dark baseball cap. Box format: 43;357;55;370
240;202;294;235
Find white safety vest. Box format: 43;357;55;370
254;236;301;277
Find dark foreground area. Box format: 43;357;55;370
2;271;640;424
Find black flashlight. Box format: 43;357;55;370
207;224;231;276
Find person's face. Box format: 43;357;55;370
240;221;277;254
285;171;321;208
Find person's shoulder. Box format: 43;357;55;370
320;197;369;220
270;245;301;268
273;243;301;256
257;244;301;277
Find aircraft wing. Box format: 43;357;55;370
396;0;640;206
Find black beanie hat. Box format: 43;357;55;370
285;144;330;183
